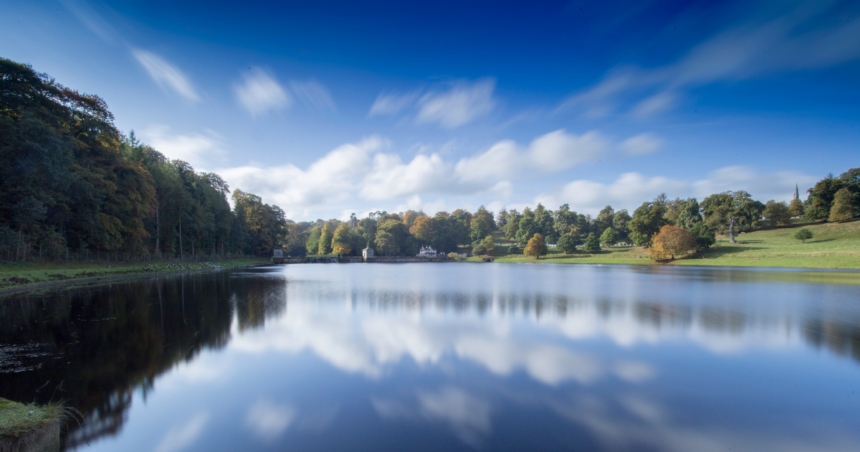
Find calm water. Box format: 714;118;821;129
2;263;860;451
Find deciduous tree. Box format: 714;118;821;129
650;225;696;260
557;233;580;254
764;200;791;227
584;232;601;253
599;228;618;246
628;201;668;246
470;217;492;243
794;228;813;243
332;223;352;254
318;223;333;254
524;233;548;259
829;188;855;222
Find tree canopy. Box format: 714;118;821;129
0;57;285;261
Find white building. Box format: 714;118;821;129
362;247;374;259
417;246;438;258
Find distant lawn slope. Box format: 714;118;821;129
476;219;860;270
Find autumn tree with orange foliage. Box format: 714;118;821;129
524;233;548;259
410;215;434;242
650;225;697;261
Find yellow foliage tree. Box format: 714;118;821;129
524;233;548;259
332;223;352;255
410;215;434;242
318;223;333;255
650;225;697;261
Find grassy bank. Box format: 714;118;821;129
0;398;62;451
0;258;270;294
472;219;860;270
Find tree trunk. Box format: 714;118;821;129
179;215;183;261
155;198;160;257
16;225;22;261
728;216;736;244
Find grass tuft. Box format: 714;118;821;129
0;398;63;440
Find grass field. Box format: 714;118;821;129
473;219;860;270
0;257;270;293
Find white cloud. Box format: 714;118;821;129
245;400;296;441
691;166;815;201
217;129;605;218
368;79;496;127
154;412;209;452
536;166;815;214
416;78;496;128
455;129;608;181
290;80;335;111
360;153;459;200
141;125;227;170
621;133;665;155
132;49;199;102
368;91;420;116
560;2;860;117
234;68;291;116
631;91;676;117
219;136;386;216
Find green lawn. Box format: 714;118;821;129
473;219;860;270
0;258;270;292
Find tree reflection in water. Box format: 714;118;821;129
0;269;285;450
0;264;858;451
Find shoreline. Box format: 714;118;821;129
3;255;858;298
0;260;270;297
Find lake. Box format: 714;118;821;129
2;263;859;451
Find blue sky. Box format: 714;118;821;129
2;0;859;220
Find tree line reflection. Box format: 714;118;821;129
0;268;858;450
0;269;284;450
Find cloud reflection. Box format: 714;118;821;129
374;386;491;447
154;412;209;452
245;400;296;441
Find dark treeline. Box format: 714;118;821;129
297;169;857;258
0;58;286;261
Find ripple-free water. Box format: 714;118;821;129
2;263;859;451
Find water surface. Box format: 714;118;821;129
2;263;859;451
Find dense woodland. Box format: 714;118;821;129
1;58;286;261
1;58;857;262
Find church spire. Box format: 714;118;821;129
795;184;799;200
